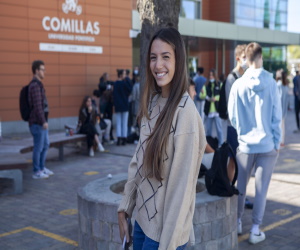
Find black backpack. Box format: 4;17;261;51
218;72;238;120
205;142;239;197
19;81;34;121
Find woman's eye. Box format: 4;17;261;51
163;56;169;59
150;57;156;60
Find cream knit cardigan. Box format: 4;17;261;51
118;92;206;250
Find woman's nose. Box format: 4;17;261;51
155;57;163;69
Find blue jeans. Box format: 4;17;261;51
115;111;128;138
133;222;187;250
205;116;223;147
29;124;49;173
194;100;205;119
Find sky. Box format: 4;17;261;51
287;0;300;33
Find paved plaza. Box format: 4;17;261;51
0;110;299;250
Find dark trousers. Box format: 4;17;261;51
295;96;300;129
79;123;98;148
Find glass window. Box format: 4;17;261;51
180;0;201;19
235;0;287;31
236;4;256;19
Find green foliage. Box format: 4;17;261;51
288;46;300;59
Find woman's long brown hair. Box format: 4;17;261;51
79;96;91;111
138;27;188;181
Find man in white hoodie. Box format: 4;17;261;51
228;42;282;244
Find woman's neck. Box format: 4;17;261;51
161;86;170;98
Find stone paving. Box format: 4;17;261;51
0;110;300;250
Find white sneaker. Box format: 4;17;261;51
43;167;54;176
249;231;266;244
32;171;49;179
98;143;105;152
89;148;94;157
237;221;242;235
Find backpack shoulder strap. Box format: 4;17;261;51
231;72;238;80
227;144;239;186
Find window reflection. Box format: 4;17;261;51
180;0;201;19
235;0;287;31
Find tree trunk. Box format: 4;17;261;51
137;0;181;88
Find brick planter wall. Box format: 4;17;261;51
77;174;237;250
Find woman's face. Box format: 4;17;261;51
209;72;215;80
86;98;92;107
150;39;175;97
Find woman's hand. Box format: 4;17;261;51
118;212;130;244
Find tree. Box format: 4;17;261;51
137;0;181;87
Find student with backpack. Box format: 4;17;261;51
228;43;281;244
26;60;53;179
117;28;206;250
219;44;254;209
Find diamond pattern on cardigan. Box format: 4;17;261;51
133;94;189;221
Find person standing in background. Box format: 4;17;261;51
100;82;114;142
201;69;223;147
228;42;281;244
293;71;300;133
126;69;134;136
98;72;109;97
131;75;140;128
113;69;132;145
193;67;206;118
276;70;289;146
28;60;53;179
225;44;253;209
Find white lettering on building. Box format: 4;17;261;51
42;16;100;35
41;0;101;54
48;33;95;42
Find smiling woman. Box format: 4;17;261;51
117;27;206;250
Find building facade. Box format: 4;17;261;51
0;0;299;135
0;0;132;134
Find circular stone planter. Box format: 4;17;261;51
77;174;238;250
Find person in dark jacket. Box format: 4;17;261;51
200;69;223;147
28;60;54;179
98;72;109;97
113;69;132;145
100;83;114;141
293;71;300;133
78;96;105;156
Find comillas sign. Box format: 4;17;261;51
39;0;103;54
